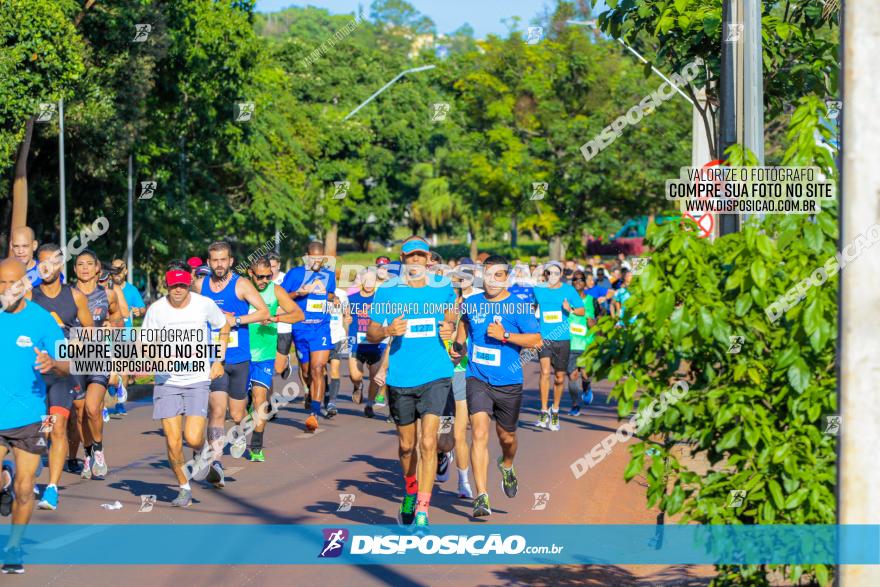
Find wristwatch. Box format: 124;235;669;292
235;316;241;328
502;331;511;343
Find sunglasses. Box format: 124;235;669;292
573;278;586;283
253;273;273;280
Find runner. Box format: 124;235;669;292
325;273;350;418
141;264;230;507
246;257;303;461
366;236;457;528
372;256;393;409
268;253;292;378
532;261;585;431
567;270;597;416
194;241;269;487
344;266;388;418
109;259;146;412
280;241;336;433
29;244;94;511
0;258;68;574
71;250;124;480
451;255;541;517
8;226;44;287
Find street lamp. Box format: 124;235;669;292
566;20;694;106
343;64;437;121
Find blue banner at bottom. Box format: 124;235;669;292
1;524;878;565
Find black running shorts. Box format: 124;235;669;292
537;339;571;372
466;377;523;433
0;422;47;455
209;360;251;401
387;377;451;427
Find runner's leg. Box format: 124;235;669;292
469;411;491;496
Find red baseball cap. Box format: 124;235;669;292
375;256;391;266
187;256;203;269
165;269;192;287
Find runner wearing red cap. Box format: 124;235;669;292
142;264;230;507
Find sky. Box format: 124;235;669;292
255;0;608;38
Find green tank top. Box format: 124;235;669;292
569;292;595;351
249;283;279;362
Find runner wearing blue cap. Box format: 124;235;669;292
366;236;457;529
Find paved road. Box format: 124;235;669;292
13;363;712;586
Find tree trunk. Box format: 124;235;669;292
10;118;35;238
467;221;478;259
549;235;564;261
325;222;339;257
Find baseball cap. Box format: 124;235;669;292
545;261;563;271
458;257;474;266
375;256;391;266
166;269;192;287
195;265;211;277
187;256;203;270
400;239;430;256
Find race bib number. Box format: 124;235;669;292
356;332;368;344
405;317;436;338
472;345;501;367
570;323;587;336
543;310;563;324
213;329;238;348
306;297;325;313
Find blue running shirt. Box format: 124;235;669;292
532;282;584;341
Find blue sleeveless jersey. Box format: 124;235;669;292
201;273;250;364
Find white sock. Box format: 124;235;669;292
458;467;469;482
47;483;57;490
180;482;191;491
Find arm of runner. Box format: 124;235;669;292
274;285;305;325
233;277;270;325
439;309;457;342
206;303;230;378
72;288;96;327
112;282;130;322
107;289;125;327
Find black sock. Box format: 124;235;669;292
85;445;93;457
250;430;264;451
92;440;103;453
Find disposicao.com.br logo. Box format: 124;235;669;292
319;529;564;558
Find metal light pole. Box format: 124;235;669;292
717;0;740;235
127;154;134;283
566;20;694;106
58;98;67;274
343;65;436;121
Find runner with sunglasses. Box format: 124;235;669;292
246;258;304;461
567;270;597;416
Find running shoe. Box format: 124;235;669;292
117;382;128;403
374;392;387;408
102;407;110;423
569;405;581;417
305;414;319;432
473;493;491;517
1;546;23;575
580;386;594;406
0;462;12;517
414;511;429;530
66;458;82;475
38;485;58;510
497;457;518;498
230;435;247;459
280;358;291;380
436;452;452;483
81;455;93;480
114;402;127;417
91;450;108;477
535;411;549;428
549;411;560;432
326;403;338;418
351;384;362;405
171;488;192;508
397;494;417;526
248;449;265;463
364;404;375;419
458;476;474;499
190;453;210;482
207;462;225;488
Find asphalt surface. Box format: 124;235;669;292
11;362;713;586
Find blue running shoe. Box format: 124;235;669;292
580;387;594;406
38;485;58;510
102;407;110;423
414;511;429;532
569;405;581;417
114;402;127;416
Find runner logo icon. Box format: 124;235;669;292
319;528;349;558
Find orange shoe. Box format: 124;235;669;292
305;414;319;432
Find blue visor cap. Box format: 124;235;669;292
401;239;430;256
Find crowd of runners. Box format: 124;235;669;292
0;226;638;574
